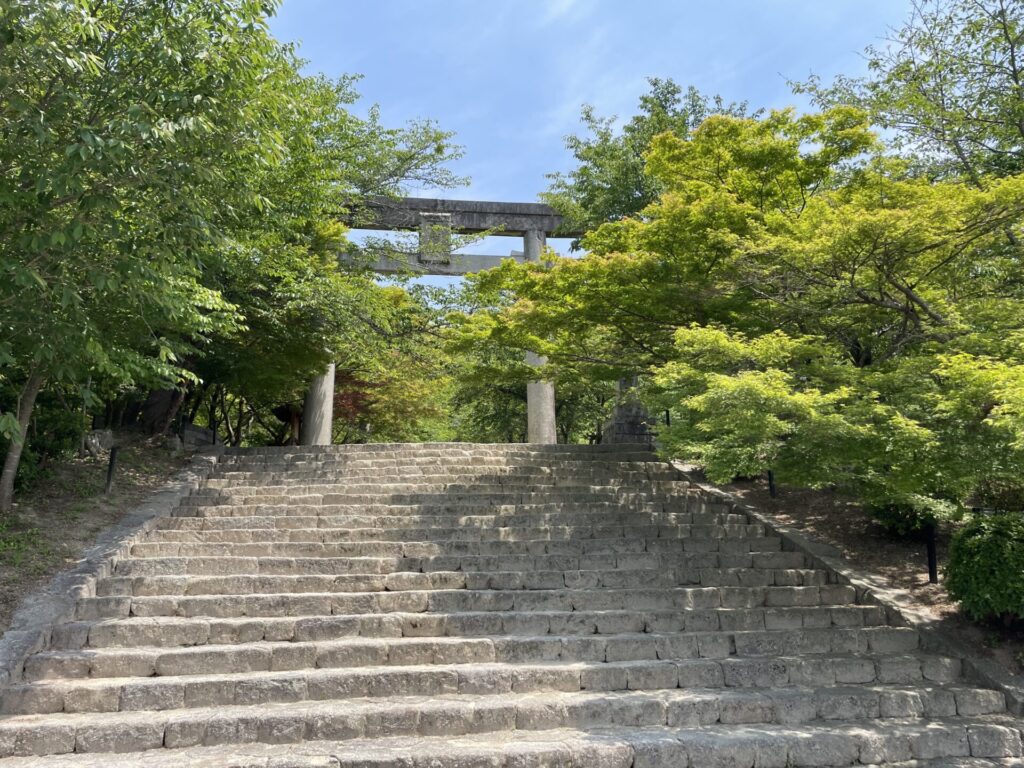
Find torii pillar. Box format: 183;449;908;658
523;230;558;444
300;362;334;446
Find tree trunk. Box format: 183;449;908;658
221;389;236;446
0;371;45;515
158;387;188;435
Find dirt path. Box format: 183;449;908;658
0;432;189;633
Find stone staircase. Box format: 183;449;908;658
0;442;1022;767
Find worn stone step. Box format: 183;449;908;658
94;566;830;597
22;638;960;687
4;725;1023;768
74;584;860;620
192;479;693;495
1;724;1022;767
131;525;770;555
174;499;733;517
0;690;1018;760
154;509;751;530
121;538;775;561
111;546;793;577
127;530;771;558
144;523;761;544
3;649;997;716
204;469;683;487
176;493;701;511
37;626;920;677
21;627;926;681
53;604;891;650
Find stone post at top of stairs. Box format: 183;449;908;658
300;362;335;446
523;229;557;444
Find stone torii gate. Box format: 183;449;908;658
300;197;581;446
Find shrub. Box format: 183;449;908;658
867;496;958;537
868;503;929;536
945;513;1024;622
971;476;1024;512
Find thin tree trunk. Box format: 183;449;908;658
0;371;45;515
220;389;236;446
233;396;245;447
208;385;220;441
186;383;209;424
158;386;188;435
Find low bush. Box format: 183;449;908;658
945;513;1024;623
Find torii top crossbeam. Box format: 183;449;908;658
340;197;580;277
352;196;579;237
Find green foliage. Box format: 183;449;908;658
544;78;750;237
463;103;1024;526
0;0;462;489
972;477;1024;512
0;516;42;567
799;0;1024;183
946;513;1024;622
447;276;615;444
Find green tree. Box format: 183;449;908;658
461;107;1024;520
544;78;749;237
0;0;463;510
799;0;1024;184
181;69;461;447
0;0;288;511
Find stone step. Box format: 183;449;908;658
94;566;830;597
221;442;656;454
21;627;926;680
74;584;860;620
23;639;957;685
175;492;701;509
145;522;762;544
0;691;1017;760
126;531;772;558
3;653;995;715
201;480;684;496
126;534;773;559
112;548;790;577
53;605;891;650
110;547;793;576
213;458;666;473
2;723;1021;767
40;626;921;673
218;449;662;461
173;499;732;517
204;468;683;486
193;478;691;492
2;724;1023;767
154;509;751;530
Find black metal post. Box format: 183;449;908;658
104;446;119;495
767;469;777;498
925;520;938;584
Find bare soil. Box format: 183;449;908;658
723;476;1024;676
0;431;189;633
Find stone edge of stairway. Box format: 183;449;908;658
0;446;226;689
671;461;1024;717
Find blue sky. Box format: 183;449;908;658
270;0;913;261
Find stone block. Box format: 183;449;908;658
911;725;970;759
75;721;165;753
967;724;1023;757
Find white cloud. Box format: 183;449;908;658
540;0;586;25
